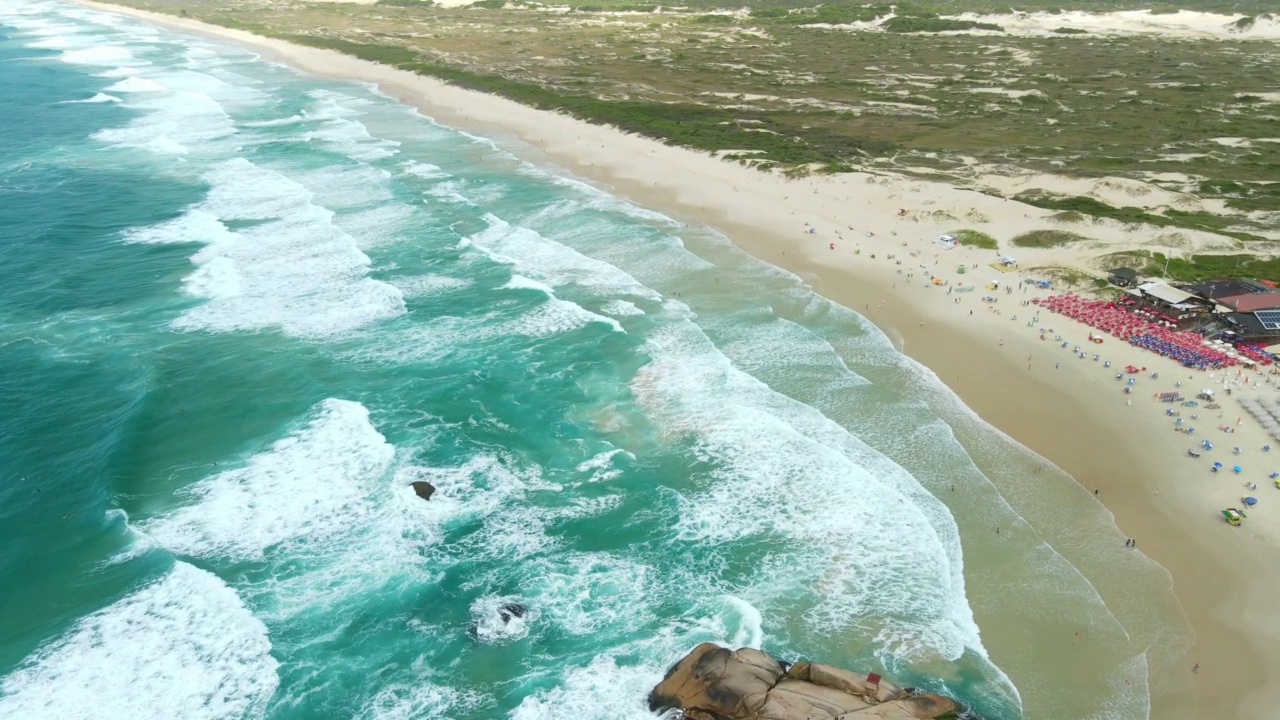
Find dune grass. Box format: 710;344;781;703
1011;230;1089;248
951;229;998;250
115;0;1280;240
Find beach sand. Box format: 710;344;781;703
73;3;1280;717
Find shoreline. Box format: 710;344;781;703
69;2;1280;718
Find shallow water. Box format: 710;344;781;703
0;3;1190;719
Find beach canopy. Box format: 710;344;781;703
1244;496;1258;506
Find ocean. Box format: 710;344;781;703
0;3;1191;719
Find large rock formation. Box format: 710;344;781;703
649;644;963;720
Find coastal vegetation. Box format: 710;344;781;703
1011;229;1089;248
114;0;1280;250
951;229;999;250
1108;250;1280;282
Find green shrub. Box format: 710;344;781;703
882;17;1002;33
1011;229;1088;247
749;6;788;18
951;228;998;250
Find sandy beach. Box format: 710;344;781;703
73;2;1280;717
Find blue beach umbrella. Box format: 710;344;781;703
1243;496;1258;506
1213;462;1224;468
1234;465;1243;474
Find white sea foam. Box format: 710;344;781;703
172;210;407;337
423;180;470;204
601;299;645;317
465;214;661;301
402;160;448;180
632;318;985;664
333;203;421;250
142;399;394;562
356;675;483;720
243;114;304;128
104;76;165;93
512;296;625;336
288;164;395;209
60;45;136;66
303;117;401;161
143;68;266;107
61;92;121;104
574;447;634;483
0;563;278;720
525;164;681;226
154;159;405;337
504;273;557;296
525;553;655;636
197;158;311;220
123;210;235;245
469;594;539;644
512;654;668;720
26;35;81;49
94;88;237;151
389;274;473;298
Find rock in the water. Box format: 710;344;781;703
410;481;436;500
650;644;966;720
498;603;526;622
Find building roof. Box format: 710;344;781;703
1137;281;1196;306
1108;267;1139;279
1219;293;1280;313
1184;279;1272;301
1224;313;1271;336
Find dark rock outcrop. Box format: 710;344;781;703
410;481;436;500
649;643;962;720
498;603;526;622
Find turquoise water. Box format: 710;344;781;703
0;4;1190;720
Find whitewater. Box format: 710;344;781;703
0;2;1188;719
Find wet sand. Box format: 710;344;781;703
73;3;1280;717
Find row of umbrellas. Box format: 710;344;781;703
1035;294;1240;369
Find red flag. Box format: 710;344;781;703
867;672;881;685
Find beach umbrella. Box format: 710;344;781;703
1213;461;1223;468
1234;465;1244;473
1244;496;1258;506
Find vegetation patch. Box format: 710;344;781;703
131;0;1280;231
951;228;998;250
1047;210;1088;224
881;17;1002;33
1011;229;1089;248
1014;192;1266;241
1141;252;1280;283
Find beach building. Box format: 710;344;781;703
1218;311;1280;344
1128;281;1211;328
1183;279;1275;302
1174;279;1280;345
1217;292;1280;314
